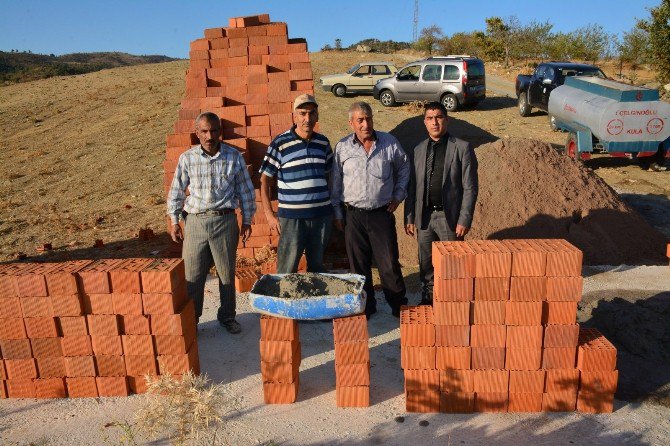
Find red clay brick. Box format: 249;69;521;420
14;263;50;297
509;277;546;301
471;347;505;369
58;316;88;336
406;389;440;412
474;369;509;392
0;297;22;318
401;346;436;369
577;328;617;371
509;370;546;393
150;300;196;336
474;277;510;301
505;348;542;370
471;325;506;347
109;258;153;293
435;325;470;347
203;27;225;39
5;358;37;379
545;368;580;392
235;267;259;292
35;377;67;398
334;341;369;365
333;314;368;343
82;293;114;314
432;241;475;279
404;369;439;391
127;375;150;394
508;392;543;412
87;314;119;336
157;341;200;375
540;239;582;277
473;301;505;325
467;240;512;278
95;355;126;377
542;390;577;411
335;362;370;387
435;346;471;370
259;340;300;363
30;337;63;358
336;385;369;407
91;336;123;356
36;356;66;378
125;355;158;376
474;392;508;412
108;293;142;315
154;333;196;356
66;376;98;397
96;376;130;397
260;360;299;383
434;301;471;325
0;339;33;359
121;335;155;356
542;347;577;369
45;260;90;295
400;321;435;347
504;239;547;277
0;318;27;339
542;302;578;325
576;390;614;413
24;317;58;338
440;391;475;413
543;324;579;348
20;296;54;317
190;38;210;51
505;301;542;325
61;336;92;357
546;277;582;301
506;325;543;348
51;293;83;317
263;379;299;404
6;379;36;398
64;356;95;377
580;370;618;394
440;369;474;392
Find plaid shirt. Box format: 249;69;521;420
167;144;256;225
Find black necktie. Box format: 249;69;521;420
425;141;435;204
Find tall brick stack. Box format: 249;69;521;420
260;315;300;403
0;258;199;399
164;14;314;260
400;239;618;413
333;315;370;407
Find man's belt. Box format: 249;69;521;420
194;209;236;216
427;205;444;211
344;203;387;212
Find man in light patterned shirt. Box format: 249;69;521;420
167;112;256;334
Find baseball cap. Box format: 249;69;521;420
293;93;318;111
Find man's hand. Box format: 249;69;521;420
455;224;470;239
387;199;401;213
334;219;345;232
266;211;281;235
241;224;252;242
405;223;416;237
170;224;183;243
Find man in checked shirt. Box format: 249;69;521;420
331;102;410;318
167;112;256;334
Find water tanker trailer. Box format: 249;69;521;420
548;76;670;168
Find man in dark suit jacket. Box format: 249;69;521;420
404;102;478;305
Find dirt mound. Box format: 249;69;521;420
397;138;668;266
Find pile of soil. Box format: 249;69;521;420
396;138;668;266
254;273;359;298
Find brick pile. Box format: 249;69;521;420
164;14;314;263
333;315;370;407
0;258;199;399
400;239;618;413
260;315;300;403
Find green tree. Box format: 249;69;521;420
484;16;519;67
442;32;482;57
618;27;650;65
638;0;670;85
335;38;342;51
514;21;553;62
414;25;444;55
569;24;610;63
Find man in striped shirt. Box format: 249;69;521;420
167;112;256;334
259;94;333;273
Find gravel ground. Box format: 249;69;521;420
1;265;669;446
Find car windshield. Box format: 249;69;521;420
558;67;607;80
347;64;361;74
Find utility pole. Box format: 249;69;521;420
413;0;419;42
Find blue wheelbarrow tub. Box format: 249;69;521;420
248;273;367;320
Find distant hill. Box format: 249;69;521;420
0;51;179;84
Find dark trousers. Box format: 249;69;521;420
277;215;332;273
417;210;457;302
344;207;406;314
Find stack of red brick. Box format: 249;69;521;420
0;258;199;399
333;315;370;407
400;239;618;413
260;315;300;403
164;13;313;251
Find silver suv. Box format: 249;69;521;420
372;56;486;111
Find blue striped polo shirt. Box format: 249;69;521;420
258;126;334;219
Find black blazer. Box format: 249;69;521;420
404;134;478;231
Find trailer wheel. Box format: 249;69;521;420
518;92;532;117
565;133;578;159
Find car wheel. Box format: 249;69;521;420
441;93;458;111
379;90;396;107
565;133;578;159
332;84;346;97
518;92;532;117
549;115;559;131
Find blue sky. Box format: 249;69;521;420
0;0;658;57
